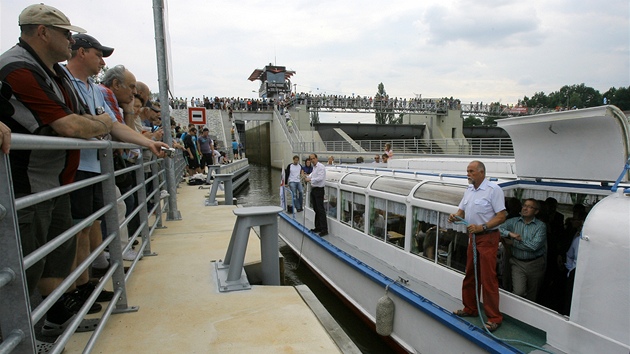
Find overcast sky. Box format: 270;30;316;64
1;0;628;107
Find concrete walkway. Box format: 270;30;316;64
64;183;343;353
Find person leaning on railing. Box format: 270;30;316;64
0;4;164;345
0;121;10;153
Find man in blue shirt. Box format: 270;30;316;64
499;198;547;302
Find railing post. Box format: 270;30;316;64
99;145;134;312
0;153;35;354
134;151;154;257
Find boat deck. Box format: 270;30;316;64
291;212;560;353
63;184;351;353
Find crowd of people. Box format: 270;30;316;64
0;4;181;351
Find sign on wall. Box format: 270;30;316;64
188;107;206;124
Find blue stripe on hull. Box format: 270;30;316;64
280;213;523;354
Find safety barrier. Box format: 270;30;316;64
0;134;185;353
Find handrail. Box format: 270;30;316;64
0;134;186;353
291;137;514;157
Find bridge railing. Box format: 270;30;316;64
292;138;514;157
0;134;185;353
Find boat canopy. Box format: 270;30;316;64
371;176;419;196
413;182;467;206
340;173;377;188
498;105;630;183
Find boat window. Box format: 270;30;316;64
341;191;352;225
371;176;419;196
325;186;338;219
352;194;366;232
386;200;406;249
413;182;466;206
340;173;377;188
369;197;387;241
368;197;406;246
341;190;367;231
411;207;467;273
325;170;346;183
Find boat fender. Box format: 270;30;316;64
375;285;395;336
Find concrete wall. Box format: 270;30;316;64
244;122;270;165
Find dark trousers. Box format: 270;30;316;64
311;187;327;232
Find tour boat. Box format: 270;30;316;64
278;105;630;353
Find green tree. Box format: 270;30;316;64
522;91;548;108
374;83;399;124
463;115;482;127
310;110;319;124
604;86;630;110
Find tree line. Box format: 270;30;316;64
464;83;630;126
372;82;630;126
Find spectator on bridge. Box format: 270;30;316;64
327;156;335;165
382;153;389;163
373;155;381;163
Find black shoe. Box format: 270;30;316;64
63;291;102;314
318;231;329;237
91;265;130;278
310;228;320;232
78;280;114;303
297;209;303;212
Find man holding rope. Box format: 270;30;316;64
448;160;506;332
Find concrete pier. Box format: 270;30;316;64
63;183;352;353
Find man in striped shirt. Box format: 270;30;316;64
499;198;547;302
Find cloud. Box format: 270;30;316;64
417;2;543;47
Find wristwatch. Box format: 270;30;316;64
482;224;488;231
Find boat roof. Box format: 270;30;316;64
497;105;629;183
387;106;629;184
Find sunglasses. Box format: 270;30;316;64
46;26;72;40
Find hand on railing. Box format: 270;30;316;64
0;121;11;154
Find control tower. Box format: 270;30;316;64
248;64;295;99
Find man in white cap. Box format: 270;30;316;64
0;3;109;345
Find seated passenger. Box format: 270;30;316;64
353;213;364;230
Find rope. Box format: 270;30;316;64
285;185;308;270
453;216;553;353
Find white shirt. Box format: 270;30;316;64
458;178;505;228
288;163;302;183
308;162;326;187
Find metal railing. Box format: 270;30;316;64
0;134;185;354
291;138;514;157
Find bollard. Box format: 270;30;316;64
214;206;283;292
205;173;233;206
205;165;221;184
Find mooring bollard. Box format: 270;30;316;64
214;206;283;292
205;173;233;206
205;165;221;184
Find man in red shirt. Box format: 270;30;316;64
0;4;113;338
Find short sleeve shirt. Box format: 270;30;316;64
458;179;505;228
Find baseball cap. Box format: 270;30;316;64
72;34;114;57
19;3;86;33
149;101;161;112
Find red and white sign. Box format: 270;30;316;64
188;107;206;124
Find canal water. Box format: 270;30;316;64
236;164;395;354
